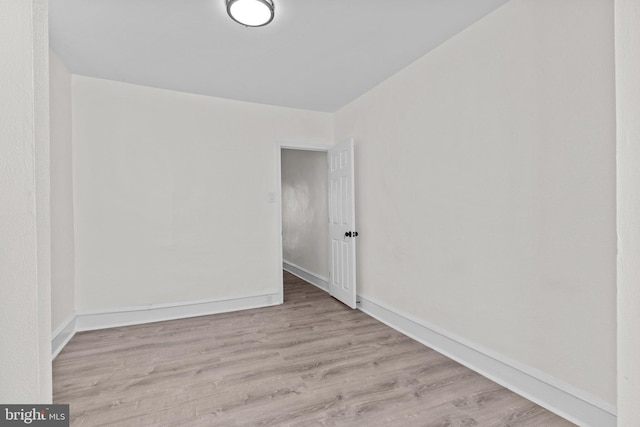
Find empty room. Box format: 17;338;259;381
2;0;639;426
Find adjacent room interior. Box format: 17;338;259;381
280;147;329;292
2;0;640;425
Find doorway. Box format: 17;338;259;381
277;146;330;303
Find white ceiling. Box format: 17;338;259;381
49;0;509;112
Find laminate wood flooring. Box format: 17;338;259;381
53;271;575;426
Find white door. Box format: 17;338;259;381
328;139;357;309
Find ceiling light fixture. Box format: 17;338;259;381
226;0;274;27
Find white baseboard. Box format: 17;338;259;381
51;314;77;360
52;293;280;358
76;293;281;331
357;295;616;427
283;261;329;292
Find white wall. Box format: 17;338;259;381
335;0;616;406
50;49;75;332
615;0;640;423
0;0;51;402
281;149;328;277
72;76;332;312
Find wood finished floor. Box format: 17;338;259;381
53;272;575;426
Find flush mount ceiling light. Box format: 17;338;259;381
226;0;274;27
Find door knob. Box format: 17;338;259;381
345;231;352;238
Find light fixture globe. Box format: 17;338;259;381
227;0;274;27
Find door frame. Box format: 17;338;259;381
276;142;331;304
